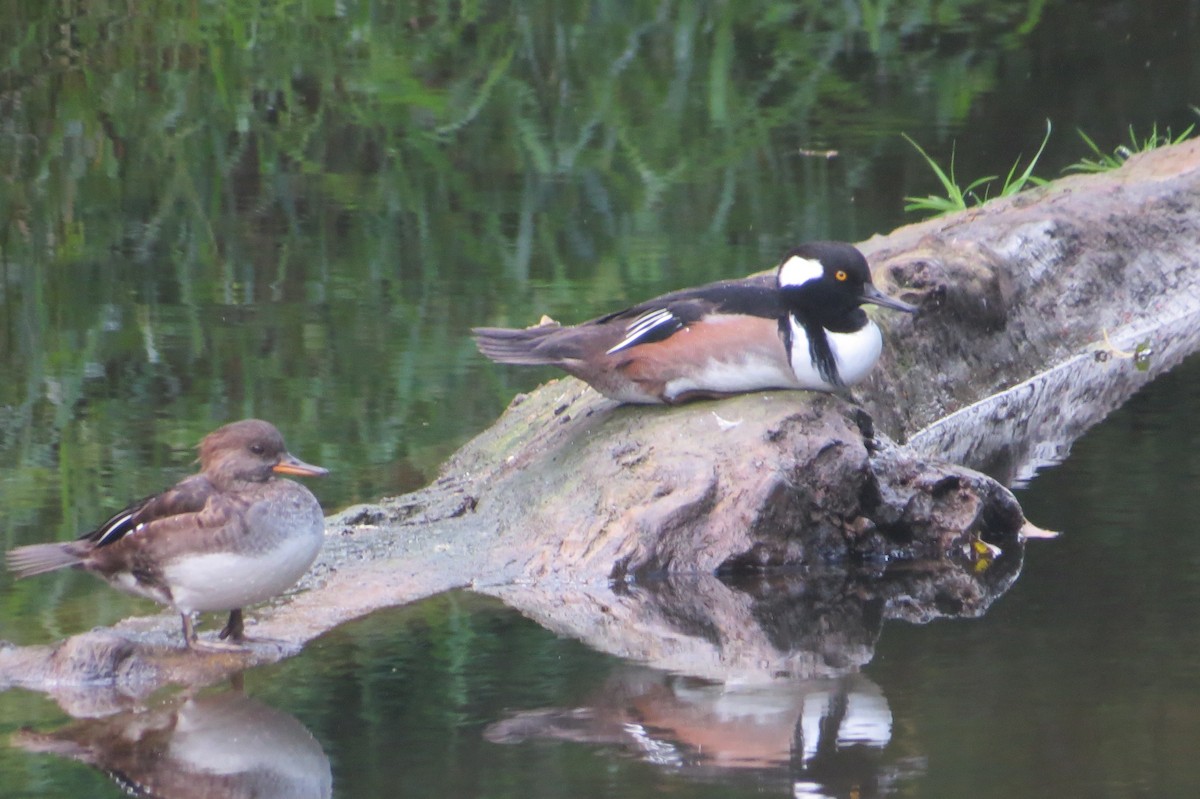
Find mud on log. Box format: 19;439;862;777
5;140;1200;703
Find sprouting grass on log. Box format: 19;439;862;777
902;120;1051;215
1064;121;1196;173
905;112;1200;217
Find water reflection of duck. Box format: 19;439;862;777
5;420;328;651
486;666;917;797
473;242;917;405
12;689;333;799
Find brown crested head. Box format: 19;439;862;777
197;419;329;486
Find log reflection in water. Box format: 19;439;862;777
484;557;1019;794
485;546;1023;683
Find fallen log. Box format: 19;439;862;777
4;139;1200;708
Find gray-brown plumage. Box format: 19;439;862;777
6;419;328;651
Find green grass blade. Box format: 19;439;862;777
1000;119;1051;196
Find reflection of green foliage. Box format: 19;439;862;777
245;593;728;799
1064;122;1197;174
0;0;1049;644
0;1;1051;284
902;120;1051;215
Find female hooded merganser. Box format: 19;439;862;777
473;241;917;404
6;419;327;651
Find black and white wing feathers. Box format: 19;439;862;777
599;276;782;354
82;475;216;548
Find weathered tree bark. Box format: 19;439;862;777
4;140;1200;710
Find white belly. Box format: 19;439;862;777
164;528;323;613
663;353;801;402
169;694;332;795
788;319;883;389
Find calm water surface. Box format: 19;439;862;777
2;1;1200;796
4;355;1198;796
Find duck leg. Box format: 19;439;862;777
181;611;245;652
219;607;294;650
218;609;245;642
181;612;196;645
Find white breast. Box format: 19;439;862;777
164;490;325;614
788;318;883;389
164;534;322;613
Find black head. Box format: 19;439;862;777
775;242;916;332
198;419;328;486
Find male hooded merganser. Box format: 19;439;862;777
473;241;917;404
6;419;327;651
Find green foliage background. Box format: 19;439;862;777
1;1;1200;794
0;0;1072;551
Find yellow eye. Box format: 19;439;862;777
835;270;848;282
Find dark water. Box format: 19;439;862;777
4;355;1198;797
2;1;1200;797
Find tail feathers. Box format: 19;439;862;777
472;324;569;366
6;543;86;577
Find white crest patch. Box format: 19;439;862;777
777;255;824;288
